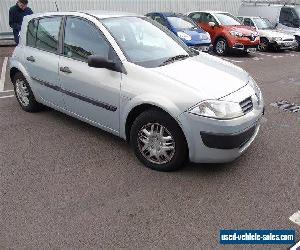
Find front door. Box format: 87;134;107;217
59;16;121;133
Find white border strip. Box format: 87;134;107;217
0;57;8;91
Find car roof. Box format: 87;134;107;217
238;16;263;19
147;12;184;17
187;10;230;15
26;10;142;20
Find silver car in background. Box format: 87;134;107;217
238;16;298;51
9;11;264;171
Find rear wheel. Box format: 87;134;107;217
13;72;43;112
215;38;229;56
295;36;300;51
130;109;188;172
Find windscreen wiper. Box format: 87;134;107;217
159;54;189;66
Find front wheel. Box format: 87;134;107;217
215;38;229;56
130;109;188;172
258;38;269;52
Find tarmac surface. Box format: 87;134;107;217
0;45;299;249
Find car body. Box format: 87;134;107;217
146;12;212;52
187;11;260;55
9;11;264;171
239;3;300;50
238;16;298;51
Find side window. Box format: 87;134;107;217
63;17;110;62
36;17;62;53
189;13;201;22
26;19;38;47
244;18;254;27
279;7;299;27
202;13;217;24
153;15;168;27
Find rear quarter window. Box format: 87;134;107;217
35;17;62;53
26;19;38;47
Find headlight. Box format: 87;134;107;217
230;31;243;37
270;37;283;41
189;100;244;120
205;32;211;40
177;32;192;41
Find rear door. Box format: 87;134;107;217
24;16;64;107
58;16;121;133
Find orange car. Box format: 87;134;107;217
188;11;260;56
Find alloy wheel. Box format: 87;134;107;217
216;40;226;55
137;123;175;165
15;78;30;107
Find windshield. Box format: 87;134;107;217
253;18;275;29
167;16;197;30
102;17;191;68
214;13;241;26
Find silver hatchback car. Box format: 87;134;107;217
10;11;264;171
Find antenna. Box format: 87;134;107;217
55;1;59;12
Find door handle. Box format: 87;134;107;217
26;56;35;62
60;66;72;74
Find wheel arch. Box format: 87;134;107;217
10;67;21;82
123;99;187;145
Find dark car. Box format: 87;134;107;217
146;12;212;52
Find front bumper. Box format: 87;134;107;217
190;43;213;53
178;84;264;163
272;40;298;49
229;37;260;51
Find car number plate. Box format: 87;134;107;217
247;48;256;52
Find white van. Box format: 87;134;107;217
239;1;300;50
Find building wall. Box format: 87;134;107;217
1;0;242;34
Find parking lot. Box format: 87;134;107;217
0;45;299;248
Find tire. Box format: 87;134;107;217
130;109;188;172
295;36;300;51
13;72;43;112
215;38;229;56
258;38;269;52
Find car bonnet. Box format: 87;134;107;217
150;53;249;100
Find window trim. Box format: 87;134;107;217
26;15;63;55
61;15;121;65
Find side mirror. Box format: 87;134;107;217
208;22;216;27
88;55;118;71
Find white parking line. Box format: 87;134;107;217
0;95;14;99
291;241;300;250
0;89;13;93
0;57;8;91
290;211;300;226
223;58;244;63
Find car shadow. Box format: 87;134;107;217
40;107;244;175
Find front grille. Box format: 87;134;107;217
240;97;253;114
283;39;294;42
